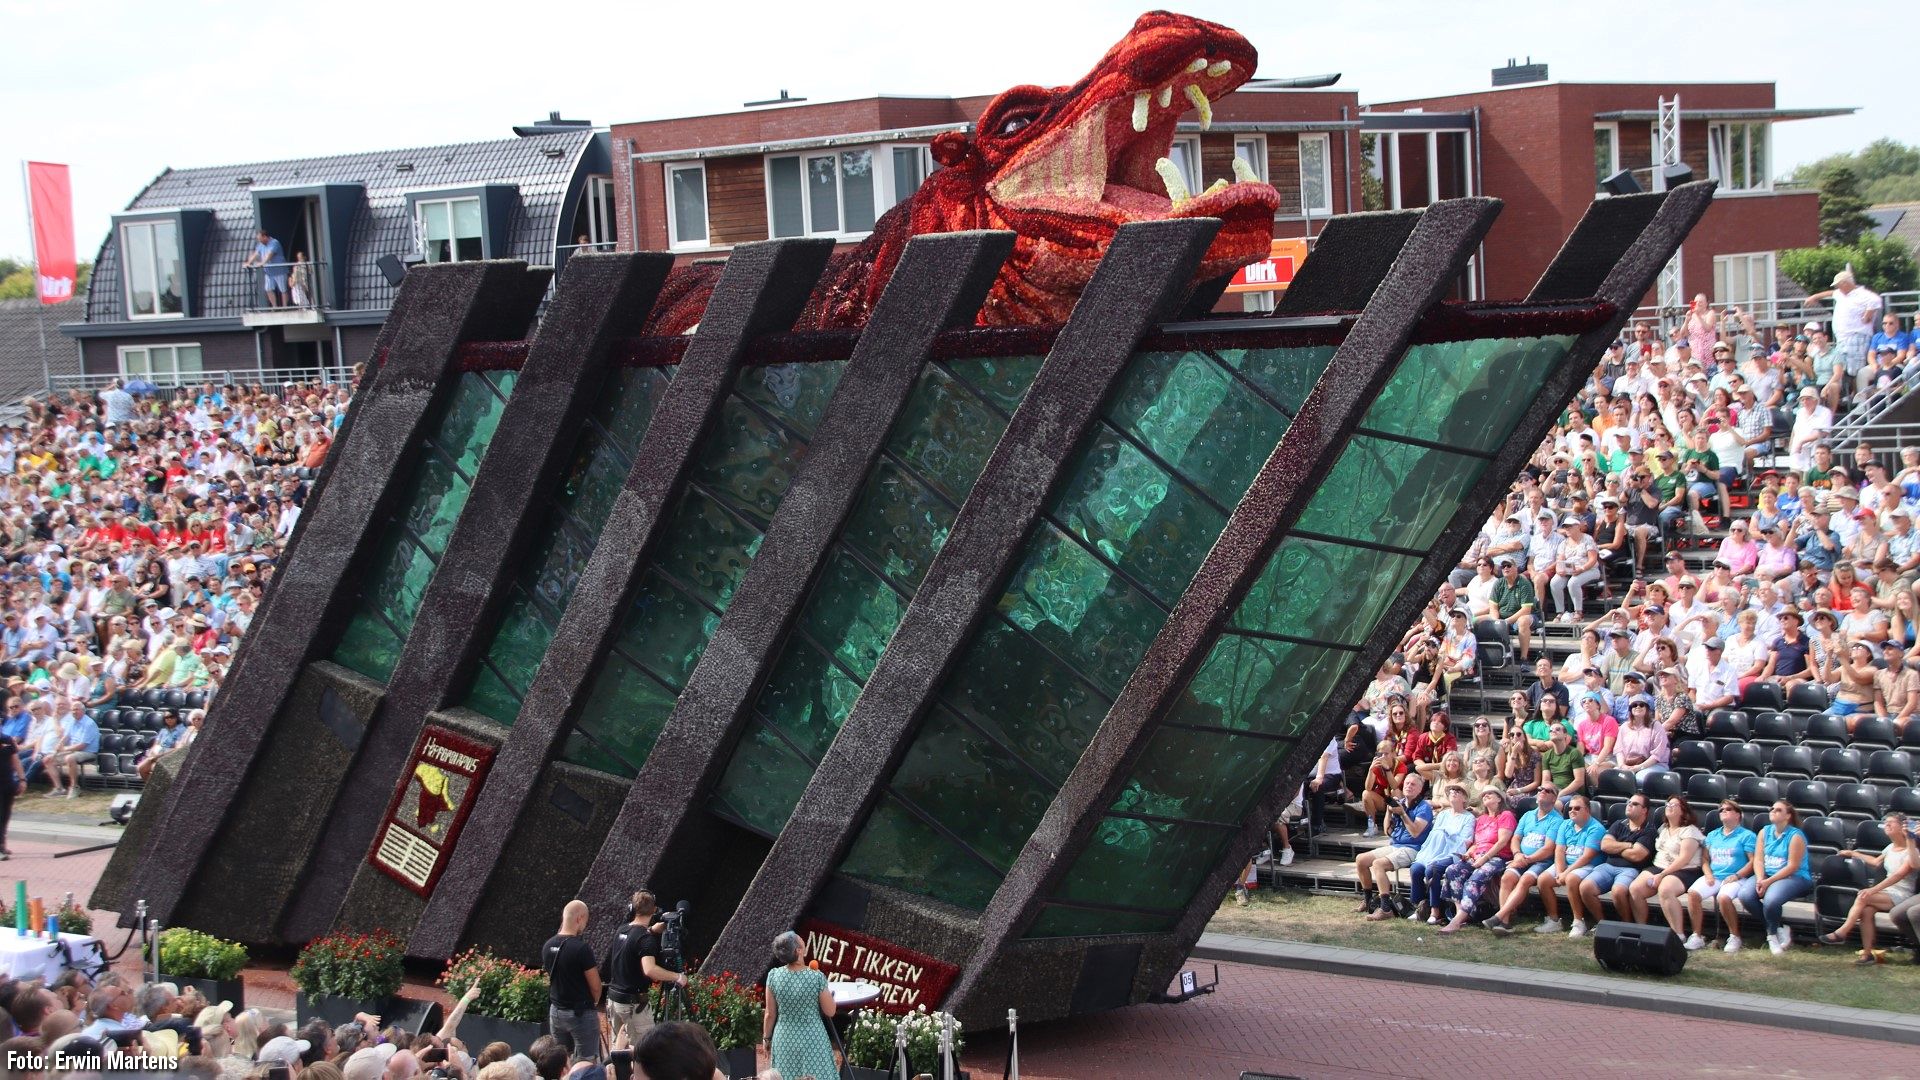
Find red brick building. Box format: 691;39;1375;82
1368;81;1851;313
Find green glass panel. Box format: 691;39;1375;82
364;532;434;640
1363;336;1572;454
840;795;1002;910
1167;633;1354;738
711;722;817;837
751;643;864;762
603;367;673;457
1053;815;1232;911
437;370;516;477
575;655;679;769
1232;537;1420;645
887;707;1054;870
483;586;555;698
735;360;846;438
795;552;905;683
1110;727;1290;824
1293;436;1489;551
332;612;403;682
465;662;523;725
938;620;1109;785
401;455;469;555
941;354;1043;415
1052;426;1225;604
1105;351;1288;508
839;458;955;592
1218;344;1337;415
997;524;1165;697
559;729;637;778
689;397;806;527
569;440;629;535
655;488;763;610
886;366;1008;504
528;524;596;614
1024;904;1178;939
610;571;721;690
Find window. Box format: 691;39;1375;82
118;343;202;381
1594;123;1620;192
417;197;484;263
1713;252;1775;311
120;220;185;318
768;148;901;238
587;176;618;247
892;145;935;205
1167;137;1202;198
1232;137;1267;184
664;164;708;247
1299;134;1332;216
1709;123;1771;192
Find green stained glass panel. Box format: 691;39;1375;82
1105;351;1289;508
751;642;864;761
941;355;1043;415
1053;815;1232;911
997;524;1165;697
400;455;469;555
602;367;673;456
573;655;678;770
687;398;805;527
735;360;846;438
1052;426;1225;604
332;612;404;682
438;370;516;476
887;706;1054;870
794;552;905;683
465;662;523;725
527;524;596;614
938;620;1109;785
1110;727;1291;825
839;459;955;592
559;730;636;778
1024;904;1178;938
1363;336;1572;454
1218;344;1337;415
839;795;1002;910
568;440;629;534
886;366;1011;504
1166;633;1354;738
611;571;721;690
655;489;763;610
1232;537;1420;645
711;722;817;837
480;586;553;696
1293;437;1489;551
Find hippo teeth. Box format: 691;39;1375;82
1157;85;1173;108
1232;156;1260;184
1185;84;1212;131
1208;60;1232;77
1132;91;1150;133
1154;157;1191;206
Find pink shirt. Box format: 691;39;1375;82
1717;536;1758;575
1615;720;1670;767
1469;809;1517;860
1578;714;1618;756
1756;542;1797;578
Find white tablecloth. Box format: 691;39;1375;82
0;931;105;982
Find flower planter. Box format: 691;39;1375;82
163;974;245;1011
451;1013;546;1055
296;993;443;1036
718;1046;758;1079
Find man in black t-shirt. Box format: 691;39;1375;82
1574;794;1656;925
602;891;688;1049
543;900;603;1063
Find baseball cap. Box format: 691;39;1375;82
1804;321;1823;333
1704;638;1724;650
259;1036;312;1068
344;1045;400;1080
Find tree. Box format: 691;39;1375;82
1818;166;1875;246
1793;138;1920;188
0;261;91;302
1780;234;1918;295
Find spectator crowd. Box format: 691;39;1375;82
1282;279;1920;963
0;374;352;853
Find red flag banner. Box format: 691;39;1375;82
26;162;77;305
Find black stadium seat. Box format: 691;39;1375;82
1740;682;1786;712
1855;819;1892;851
1866;750;1915;794
1641;771;1684;802
1706;711;1751;747
1816;747;1866;785
1472;620;1512;670
1786;682;1831;715
1686;773;1728;807
1787;779;1831;817
1802;815;1847;862
1852;717;1897;755
1750;711;1800;750
1891;788;1920;818
141;688;166;708
1904;724;1920;754
1814;855;1874;937
1830;784;1885;823
1718;742;1766;781
1673;741;1717;778
1802;714;1850;751
1735;776;1780;812
184;690;208;710
1595;769;1638;816
1768;745;1816;782
163;689;187;710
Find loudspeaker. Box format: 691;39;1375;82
1601;169;1642;197
376;254;408;287
109;793;141;825
1591;920;1687;976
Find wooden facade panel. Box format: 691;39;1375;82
707;156;769;246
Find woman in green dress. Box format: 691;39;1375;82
760;930;838;1080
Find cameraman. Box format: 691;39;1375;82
543;900;603;1063
603;891;688;1050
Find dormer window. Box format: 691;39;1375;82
418;196;485;263
121;220;185;317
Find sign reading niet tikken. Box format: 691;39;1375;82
798;918;958;1013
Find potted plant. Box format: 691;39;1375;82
438;949;548;1052
53;900;92;937
843;1006;966;1080
648;969;762;1079
158;928;249;1009
291;929;410;1029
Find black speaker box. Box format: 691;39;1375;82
1591;919;1687;976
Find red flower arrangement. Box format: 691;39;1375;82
438;948;548;1024
291;929;405;1001
647;967;762;1051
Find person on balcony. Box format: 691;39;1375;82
290;252;313;308
244;230;289;308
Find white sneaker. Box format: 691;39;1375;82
1684;934;1706;951
1568;919;1589;939
1363;821;1380;838
1769;937;1786;956
1534;917;1562;934
1774;927;1792;952
1723;935;1743;953
1280;848;1296;866
1255;848;1274;867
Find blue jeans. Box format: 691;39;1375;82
1761;876;1814;936
1659;505;1687;535
1582;863;1641;894
1411;855;1459;906
1828;701;1862;717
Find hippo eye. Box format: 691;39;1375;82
998;112;1038;135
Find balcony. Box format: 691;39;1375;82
242;259;329;326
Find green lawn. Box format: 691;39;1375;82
1207;887;1920;1015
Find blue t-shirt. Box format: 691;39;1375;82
1389;800;1435;848
0;710;27;742
254;238;286;276
1704;825;1757;878
1515;807;1565;858
1558;816;1608;866
1760;824;1811;881
67;715;100;754
1870;330;1910;356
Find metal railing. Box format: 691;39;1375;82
1829;419;1920;473
245;259;329;313
46;365;354;397
1627;290;1920;337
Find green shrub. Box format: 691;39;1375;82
159;928;249;981
290;930;405;1001
1780;235;1919;296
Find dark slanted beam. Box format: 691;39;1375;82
1528;190;1668;303
1272;210;1422;314
946;197;1502;1013
409;238;835;959
697;218;1223;979
121;261;546;927
572;231;1016;946
1143;181;1718;986
278;253;677;943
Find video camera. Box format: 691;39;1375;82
657;900;689;970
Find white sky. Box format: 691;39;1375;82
1;0;1910;261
